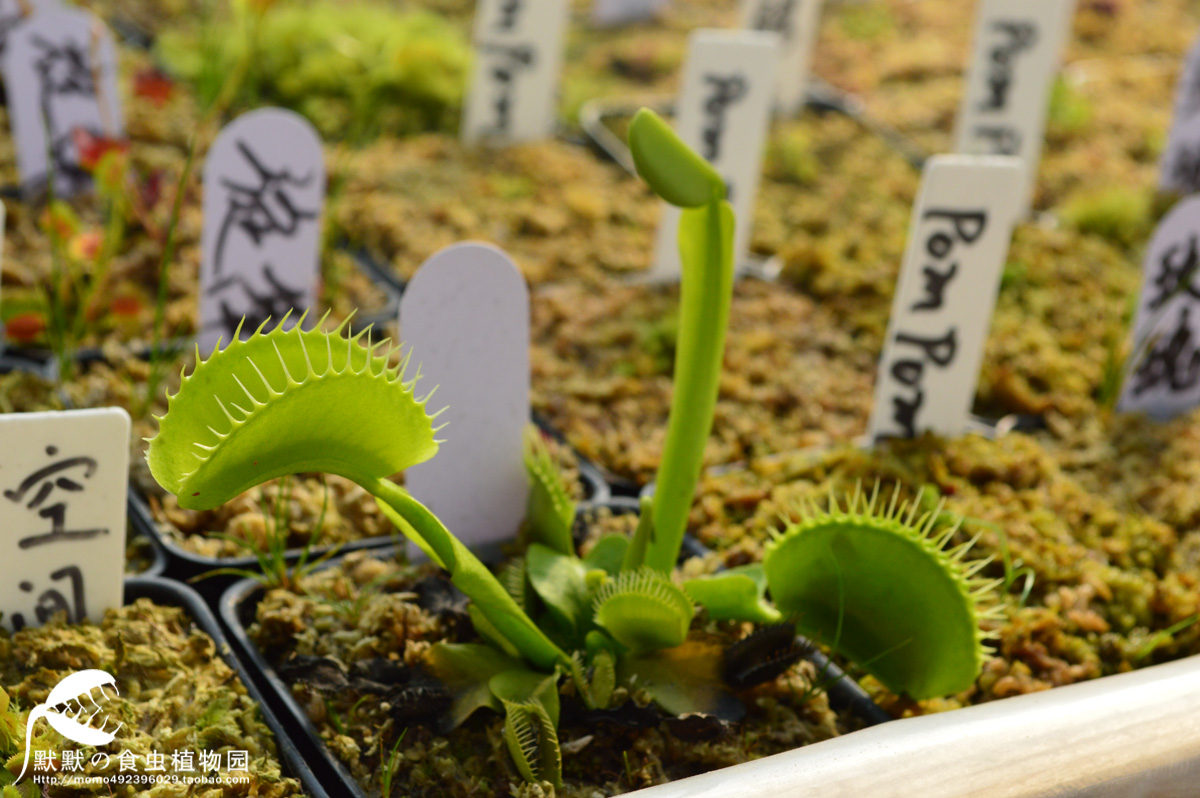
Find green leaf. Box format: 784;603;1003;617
645;200;736;573
684;564;783;624
621;495;654;573
489;669;561;728
585;630;620;659
468;604;522;659
377;480;568;671
763;488;997;700
629;108;725;208
583;535;628;576
619;640;743;720
526;544;593;643
523;427;576;555
500;699;562;787
593;569;693;652
589;649;616;709
500;557;530;612
423;643;521;730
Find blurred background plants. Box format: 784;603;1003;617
157;0;471;142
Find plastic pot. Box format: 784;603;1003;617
218;497;892;798
122;575;331;798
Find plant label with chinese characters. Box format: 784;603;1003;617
199;108;325;356
591;0;667;27
0;408;129;632
3;7;122;198
400;243;530;550
868;155;1023;442
953;0;1073;215
742;0;824;116
651;29;780;279
1118;195;1200;418
0;0;63;62
1160;34;1200;195
461;0;568;144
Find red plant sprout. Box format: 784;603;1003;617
72;127;130;174
5;313;46;343
133;68;175;107
110;294;143;318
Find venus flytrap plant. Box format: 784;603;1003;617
145;108;999;789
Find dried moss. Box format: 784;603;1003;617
0;599;303;797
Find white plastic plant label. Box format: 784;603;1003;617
199;108;325;356
461;0;569;144
0;0;62;62
591;0;667;27
953;0;1074;215
3;7;123;198
0;202;6;327
0;407;129;632
1118;195;1200;418
1159;34;1200;195
742;0;824;116
400;243;531;549
868;155;1023;442
651;29;780;279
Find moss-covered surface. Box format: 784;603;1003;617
328;134;663;286
0;598;304;797
531;277;874;485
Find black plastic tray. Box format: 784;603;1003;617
219;498;891;798
122;575;331;798
127;517;169;578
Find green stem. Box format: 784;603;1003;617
364;478;567;672
644;198;735;572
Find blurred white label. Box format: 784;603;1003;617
742;0;824;115
953;0;1074;215
651;29;780;279
3;8;122;197
462;0;569;144
1119;196;1200;418
199;108;325;356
